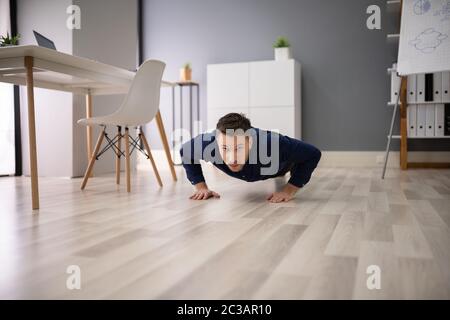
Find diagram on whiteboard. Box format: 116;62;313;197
433;1;450;21
414;0;432;14
398;0;450;75
409;27;448;53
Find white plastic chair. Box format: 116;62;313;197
77;59;166;192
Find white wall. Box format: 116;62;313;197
18;0;73;177
17;0;138;177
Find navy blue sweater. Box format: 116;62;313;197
180;128;321;188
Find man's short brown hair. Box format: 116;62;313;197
216;113;252;134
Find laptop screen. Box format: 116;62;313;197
33;30;57;50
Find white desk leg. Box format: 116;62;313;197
24;56;40;210
86;92;93;176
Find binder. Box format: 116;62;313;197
407;74;417;103
417;74;425;103
433;72;442;102
425;73;433;102
417;104;426;137
407;105;417;137
425;104;435;137
390;69;401;103
445;104;450;136
442;71;450;102
435;104;445;137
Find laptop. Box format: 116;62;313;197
33;30;56;50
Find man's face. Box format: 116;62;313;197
217;132;252;172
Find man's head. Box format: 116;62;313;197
216;113;253;172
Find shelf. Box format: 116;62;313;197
387;62;397;74
387;34;400;42
176;81;199;86
388;135;450;139
387;67;396;72
388;101;450;106
387;0;401;13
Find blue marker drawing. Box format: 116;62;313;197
414;0;431;15
409;28;448;53
433;1;450;21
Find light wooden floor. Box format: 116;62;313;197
0;164;449;299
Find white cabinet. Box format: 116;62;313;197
207;59;301;138
249;106;295;136
207;107;249;131
249;60;295;107
207;62;249;109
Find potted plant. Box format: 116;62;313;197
180;62;192;82
0;33;20;47
273;36;292;60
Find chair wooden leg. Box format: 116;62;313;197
81;127;106;190
155;111;177;181
116;126;122;185
140;131;163;187
124;127;131;192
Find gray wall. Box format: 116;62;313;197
72;0;138;177
142;0;450;151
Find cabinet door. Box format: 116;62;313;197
207;107;250;132
249;60;295;107
207;63;249;109
249;106;295;137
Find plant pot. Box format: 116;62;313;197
274;47;292;61
180;68;192;82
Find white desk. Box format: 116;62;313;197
0;45;177;210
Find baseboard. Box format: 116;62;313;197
318;151;399;168
139;150;450;170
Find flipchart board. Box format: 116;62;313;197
397;0;450;75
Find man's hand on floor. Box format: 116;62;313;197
190;182;220;200
267;183;299;203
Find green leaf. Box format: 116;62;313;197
0;32;20;46
273;36;290;48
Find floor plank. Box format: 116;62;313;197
0;166;449;299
